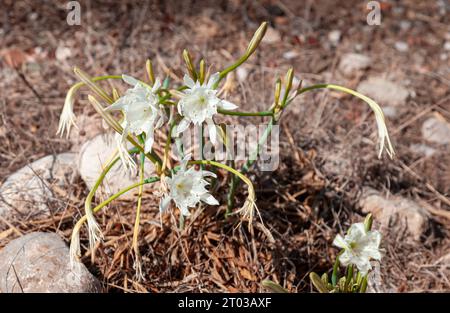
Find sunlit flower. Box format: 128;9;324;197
107;74;165;154
174;73;237;144
159;154;219;216
333;222;382;276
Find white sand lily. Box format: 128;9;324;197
333;222;382;276
159;154;219;216
107;75;166;155
174;73;237;144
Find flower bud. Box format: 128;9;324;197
146;59;155;84
246;22;268;57
182;49;197;81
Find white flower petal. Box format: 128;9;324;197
144;132;154;153
201;193;219;206
152;78;161;92
220;100;238;110
183;74;195;88
159;195;171;213
202;170;217;178
207;118;217;145
174;118;190;136
207;72;220;89
333;234;350;250
122;74;140;86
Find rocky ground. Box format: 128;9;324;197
0;0;449;292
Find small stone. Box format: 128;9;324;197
338;53;371;76
0;232;101;292
409;143;437;157
328;30;341;46
55;46;71;61
360;188;429;240
421;116;450;145
382;106;398;118
395;41;409;52
399;20;411;31
0;153;77;222
357;77;410;106
236;67;249;82
262;27;281;44
444;41;450;51
283;50;299;60
77;134;156;200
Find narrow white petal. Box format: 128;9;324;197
201;193;219;206
207;118;217;145
220;100;238;110
122;74;139;86
202;170;217;178
144;132;154;153
183;74;195;88
337;250;352;266
152;78;161;92
159;195;171;213
107;99;127;111
180;205;191;216
333;234;349;250
174;118;190;136
207;72;220;89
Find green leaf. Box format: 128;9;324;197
310;272;330;293
261;280;289;293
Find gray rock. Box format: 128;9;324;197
328;30;341;46
357;77;410;107
0;153;77;222
381;106;398;118
360;188;429;240
338;53;371;76
77;133;156;200
421;116;450;145
68;114;106;152
0;232;101;292
394;41;409;52
409;143;437;157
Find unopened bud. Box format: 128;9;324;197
246;22;268;57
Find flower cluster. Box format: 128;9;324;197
57;22;395;283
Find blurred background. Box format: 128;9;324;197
0;0;449;292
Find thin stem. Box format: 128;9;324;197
218;109;274;117
72;177;160;257
332;250;344;286
132;152;146;258
189;160;253;188
227;117;275;212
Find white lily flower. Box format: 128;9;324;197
333;222;382;276
107;74;165;154
159;154;219;216
175;73;238;144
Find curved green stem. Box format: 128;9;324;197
91;177;160;215
189;160;252;187
72;177;160;256
227;117;276;212
132;151;146;257
218;109;274;117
